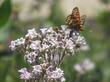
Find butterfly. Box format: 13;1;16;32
66;7;86;35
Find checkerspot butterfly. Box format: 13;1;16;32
66;7;86;34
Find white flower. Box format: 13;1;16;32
51;68;64;79
25;28;38;39
61;25;67;31
74;59;95;74
40;27;48;35
74;64;84;74
30;40;41;50
65;39;75;53
82;59;95;71
46;27;55;33
46;67;65;82
9;37;25;51
76;36;85;45
40;44;50;51
9;41;16;51
16;37;25;45
32;65;42;73
32;65;42;78
40;27;55;36
61;77;66;82
18;68;31;80
75;35;89;51
24;52;38;64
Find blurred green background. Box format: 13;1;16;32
0;0;110;82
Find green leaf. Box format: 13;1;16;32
0;0;11;28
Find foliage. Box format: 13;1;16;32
0;0;11;28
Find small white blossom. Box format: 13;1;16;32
9;37;25;51
16;37;25;45
32;65;42;78
25;28;38;39
61;77;66;82
40;27;55;35
18;68;31;80
61;25;67;31
74;64;84;74
74;59;95;74
46;27;54;33
75;35;89;51
65;39;75;53
40;27;48;35
46;67;65;82
9;41;16;51
30;40;41;50
24;52;38;64
40;44;50;51
82;59;95;71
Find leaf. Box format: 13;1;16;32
0;0;11;28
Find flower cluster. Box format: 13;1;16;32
18;64;65;82
10;25;88;82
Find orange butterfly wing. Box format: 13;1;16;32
66;7;85;32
